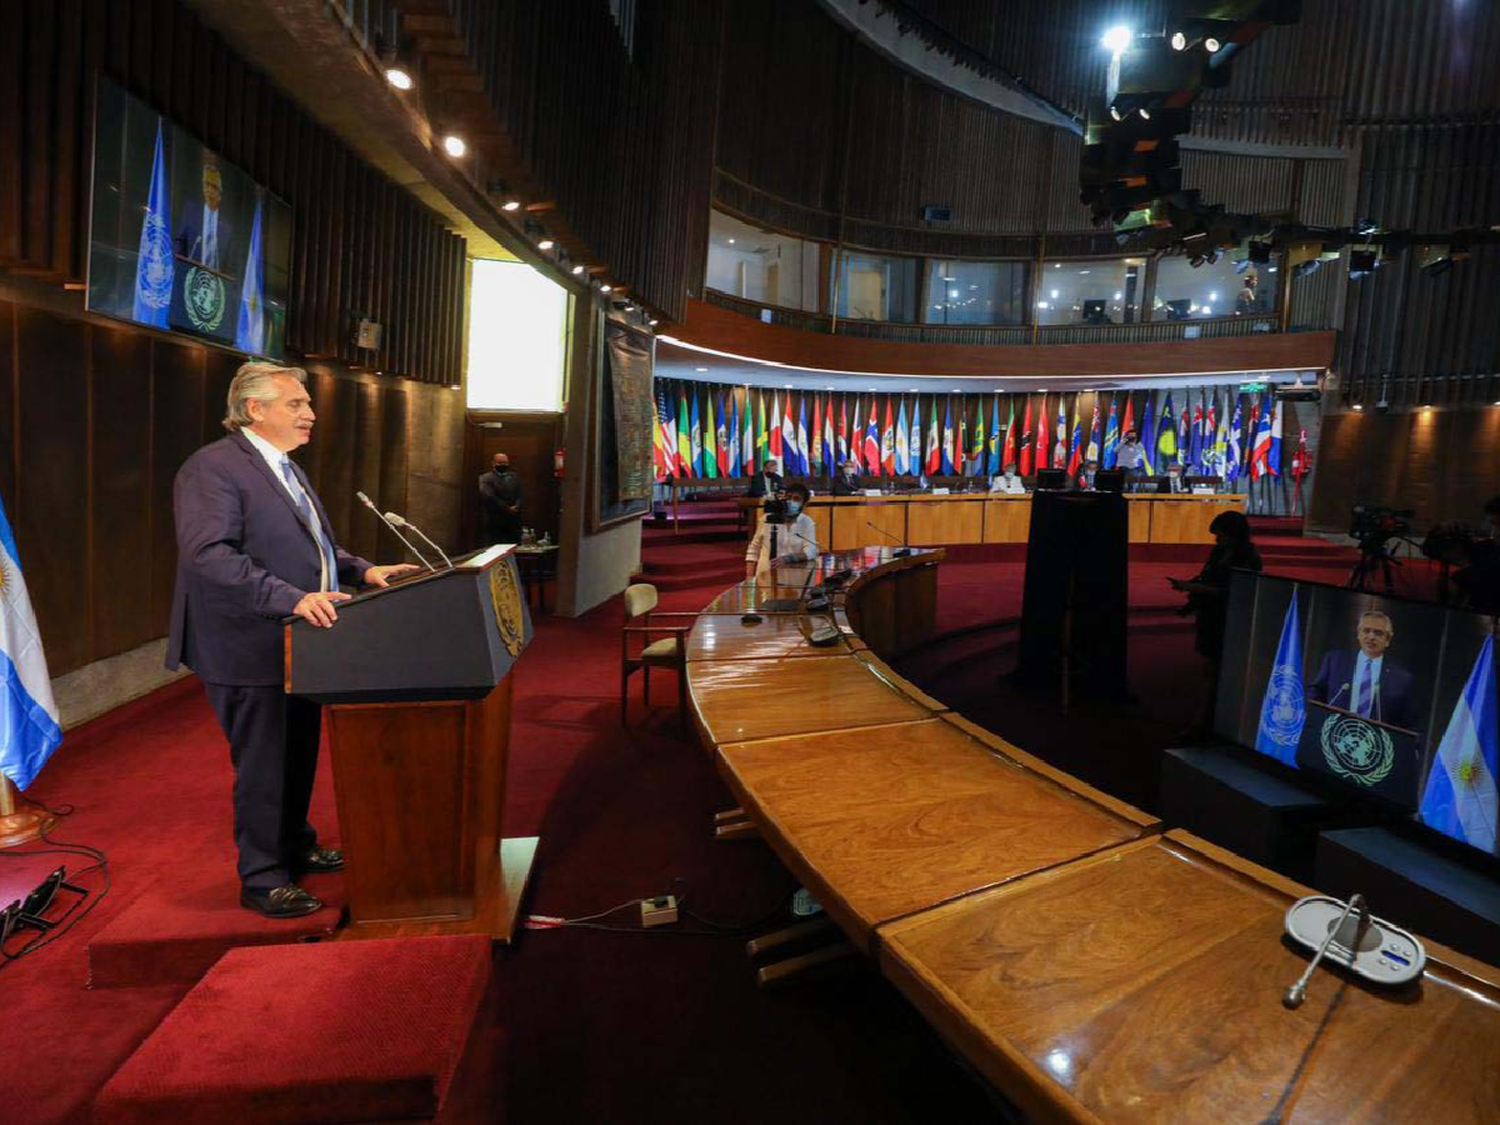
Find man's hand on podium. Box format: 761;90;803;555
364;563;422;588
294;590;351;628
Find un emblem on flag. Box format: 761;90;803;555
1320;713;1394;787
183;267;226;332
1261;667;1305;749
138;213;174;311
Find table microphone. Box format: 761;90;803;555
865;520;912;557
356;491;435;571
1283;893;1367;1009
384;511;453;569
1327;682;1352;708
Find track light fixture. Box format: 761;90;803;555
442;134;466;158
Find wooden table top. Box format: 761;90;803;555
718;717;1160;953
699;583;808;614
685;613;850;662
688;653;933;745
877;830;1500;1124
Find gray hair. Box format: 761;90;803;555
222;362;308;431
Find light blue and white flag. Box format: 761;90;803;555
0;497;63;791
235;192;266;354
132;119;174;328
1255;588;1304;765
1420;636;1498;853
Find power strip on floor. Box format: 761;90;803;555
641;895;679;927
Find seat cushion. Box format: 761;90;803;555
93;934;491;1124
641;636;680;661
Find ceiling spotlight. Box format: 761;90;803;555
649;319;659;326
1352;402;1364;411
502;200;521;212
695;367;708;373
1204;36;1222;52
727;238;736;244
537;238;555;251
571;264;585;276
384;66;414;91
600;283;613;293
442;134;467;158
1102;25;1133;54
1170;30;1188;50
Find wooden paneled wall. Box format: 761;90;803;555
0;0;466;385
1309;408;1500;534
0;294;465;678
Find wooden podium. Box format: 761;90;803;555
285;545;536;941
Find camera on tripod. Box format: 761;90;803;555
762;496;792;524
1349;504;1414;554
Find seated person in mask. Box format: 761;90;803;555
744;483;819;579
989;463;1026;494
831;460;861;496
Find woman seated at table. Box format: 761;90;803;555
744;483;819;579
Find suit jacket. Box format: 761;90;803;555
176;207;235;273
831;474;861;496
477;469;523;527
747;471;783;498
1308;649;1419;732
166;431;372;686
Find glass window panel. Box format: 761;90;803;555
1153;252;1278;320
1033;259;1144;325
466;258;569;412
924;259;1029;325
834;251;919;323
704;210;823;312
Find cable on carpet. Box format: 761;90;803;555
0;798;111;969
525;877;793;937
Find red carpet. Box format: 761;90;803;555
0;508;1385;1123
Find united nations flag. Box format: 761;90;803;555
131;120;174;328
1255;588;1305;765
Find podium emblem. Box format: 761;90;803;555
183;266;226;331
489;557;525;656
1319;712;1394;787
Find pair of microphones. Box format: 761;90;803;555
355;491;451;572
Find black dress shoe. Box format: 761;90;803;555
297;845;344;873
240;883;324;919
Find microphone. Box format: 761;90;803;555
1284;894;1368;1008
865;520;912;557
1327;682;1352;709
384;512;453;569
356;491;435;571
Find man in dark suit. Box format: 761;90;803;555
168;363;417;918
831;460;861;496
477;452;524;545
1308;610;1420;731
747;458;782;499
176;157;233;272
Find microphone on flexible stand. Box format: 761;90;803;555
384;512;453;569
1326;682;1352;709
1284;894;1369;1008
865;520;912;557
356;491;435;571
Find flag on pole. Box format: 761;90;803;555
1033;395;1049;471
970;400;985;477
882;397;896;474
957;404;969;476
132;120;174;329
1250;393;1272;481
0;496;63;791
824;396;836;475
909;399;922;475
1419;635;1498;853
1102;395;1120;469
926;397;941;475
1139;393;1157;476
1067;394;1084;478
1120;394;1136;448
755;391;768;470
987;395;1001;475
1255;588;1305;766
1157;392;1179;466
1203;392;1219;476
1052;396;1067;470
1000;397;1016;470
850;397;864;471
895;399;909;475
782;394;797;473
235;193;267;354
702;390;718;479
677;387;692;476
652;390;669;481
941;398;955;475
1018;396;1034;475
1226;395;1244;486
864;399;881;476
689;389;703;478
796;395;810;475
715;392;729;476
837;396;849;466
1087;398;1102;462
1189;391;1204;471
1268;394;1284;476
766;392;781;461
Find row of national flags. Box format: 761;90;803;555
652;381;1297;485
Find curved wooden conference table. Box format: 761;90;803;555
685;548;1500;1123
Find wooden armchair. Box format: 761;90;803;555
621;583;697;726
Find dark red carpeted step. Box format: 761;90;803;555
92;935;491;1125
86;871;346;988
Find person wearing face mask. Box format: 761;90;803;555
989;463;1026;495
744;483;819;579
831;460;861;496
478;452;523;545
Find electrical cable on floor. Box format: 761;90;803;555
0;798;111;970
529;879;793;938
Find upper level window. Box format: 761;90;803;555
1034;259;1143;325
835;251;919;323
925;260;1028;325
704;210;823;312
1154;252;1278;320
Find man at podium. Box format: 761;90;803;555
1307;610;1420;732
167;363;417;918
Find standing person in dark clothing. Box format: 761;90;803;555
478;452;524;545
1168;510;1263;738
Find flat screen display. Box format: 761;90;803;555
1217;573;1498;857
87;77;292;359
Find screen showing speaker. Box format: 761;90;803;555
87;77;293;359
1216;573;1498;857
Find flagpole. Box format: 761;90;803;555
0;776;56;848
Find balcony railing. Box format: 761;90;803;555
702;289;1280;345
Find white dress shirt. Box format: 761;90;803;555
745;511;819;575
242;427;333;592
201;204;220;269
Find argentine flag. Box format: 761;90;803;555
1420;636;1498;853
0;497;63;790
235;193;266;354
1255;588;1304;766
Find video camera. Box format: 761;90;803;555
1349;504;1414;553
1420;522;1478;564
762;496;792;524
